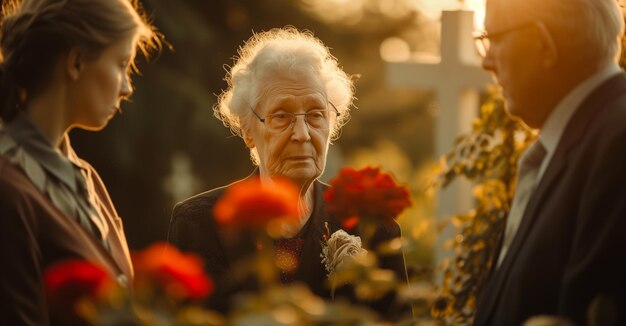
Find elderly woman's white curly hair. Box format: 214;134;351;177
214;26;355;165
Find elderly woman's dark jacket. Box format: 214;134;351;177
167;172;410;318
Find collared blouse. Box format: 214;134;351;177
0;112;133;324
0;112;109;246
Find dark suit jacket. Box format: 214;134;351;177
474;74;626;325
167;174;410;319
0;156;133;325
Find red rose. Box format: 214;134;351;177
44;259;115;324
324;167;411;229
213;178;300;230
132;242;213;300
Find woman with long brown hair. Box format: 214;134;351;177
0;0;160;323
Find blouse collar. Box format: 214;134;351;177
4;111;80;192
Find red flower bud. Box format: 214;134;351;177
132;242;213;300
44;259;114;303
213;178;300;230
325;167;411;226
44;259;115;324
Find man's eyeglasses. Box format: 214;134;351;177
251;102;341;132
473;22;537;57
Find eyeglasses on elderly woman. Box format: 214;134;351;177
250;101;341;132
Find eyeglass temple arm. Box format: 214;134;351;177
250;106;265;122
328;101;341;117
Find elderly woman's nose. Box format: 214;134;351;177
290;116;312;142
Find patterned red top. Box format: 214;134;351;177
274;238;305;284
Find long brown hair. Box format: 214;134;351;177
0;0;162;122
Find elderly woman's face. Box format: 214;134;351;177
245;73;332;186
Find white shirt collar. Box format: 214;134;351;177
537;63;622;178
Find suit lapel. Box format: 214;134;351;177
293;181;337;295
501;74;626;271
102;215;133;280
219;228;258;267
54;177;132;282
216;172;261;277
475;73;626;325
475;157;567;325
293;219;327;294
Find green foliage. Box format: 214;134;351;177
434;88;536;324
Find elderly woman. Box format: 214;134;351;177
168;27;408;316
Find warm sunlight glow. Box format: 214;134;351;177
299;0;365;25
297;0;487;29
414;0;486;29
298;0;418;27
465;0;486;29
380;37;412;62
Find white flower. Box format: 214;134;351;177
320;229;367;277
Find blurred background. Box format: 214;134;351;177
69;0;486;268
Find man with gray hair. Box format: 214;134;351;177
473;0;626;324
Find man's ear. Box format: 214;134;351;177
535;22;557;67
243;127;255;149
66;47;84;81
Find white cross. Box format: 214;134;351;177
387;10;491;271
